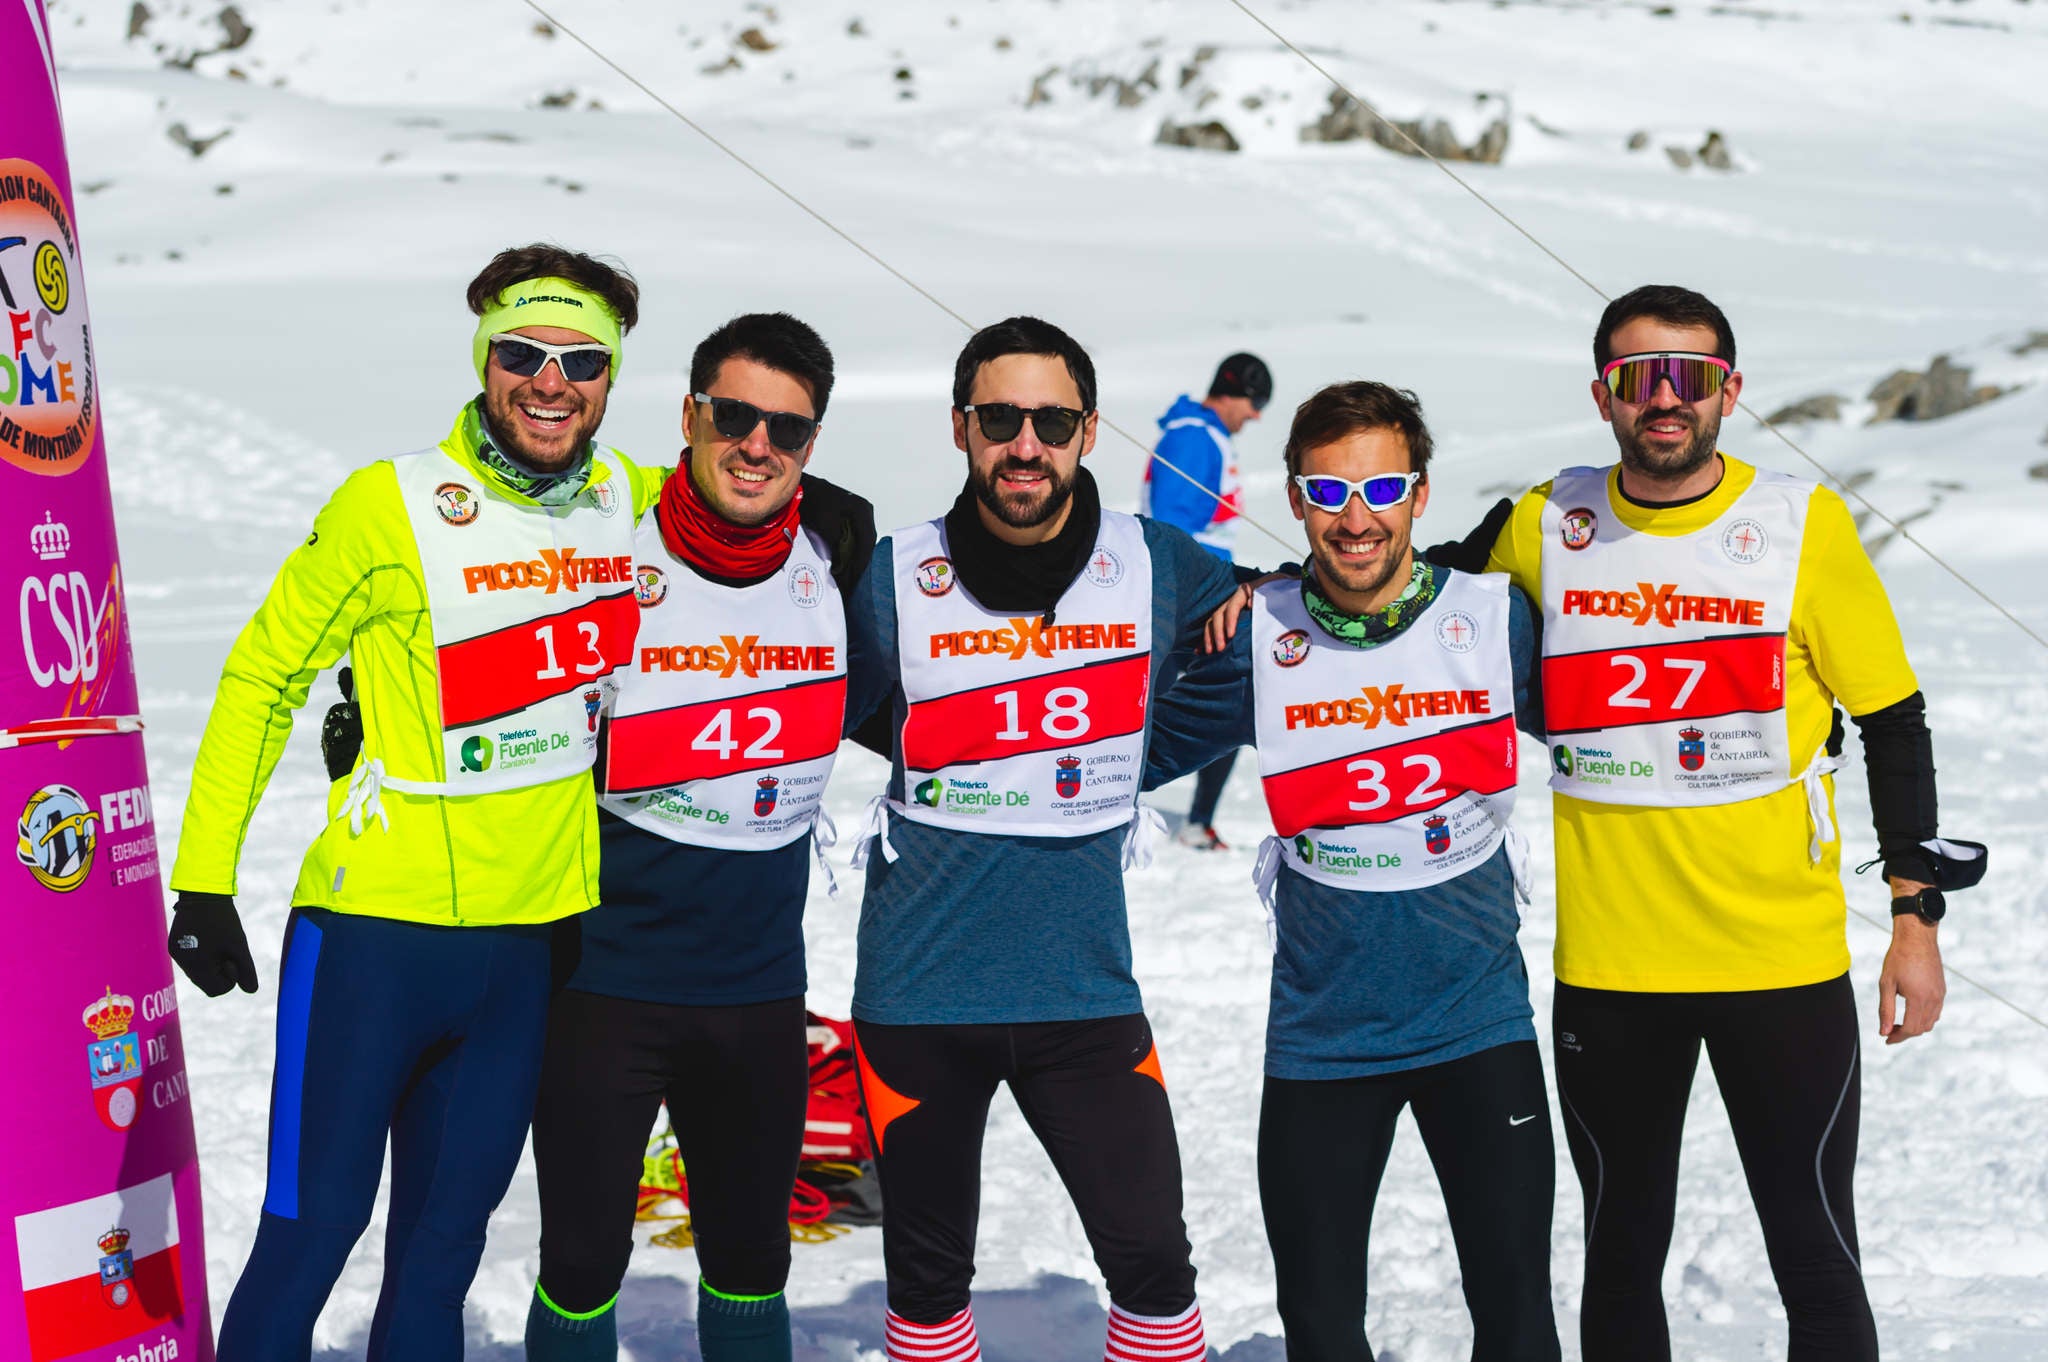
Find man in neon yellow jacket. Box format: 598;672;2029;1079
165;244;666;1358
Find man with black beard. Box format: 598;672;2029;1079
841;316;1238;1362
1478;284;1959;1362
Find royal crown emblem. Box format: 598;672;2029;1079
1055;754;1083;800
754;774;781;817
97;1226;131;1256
31;511;70;561
1678;726;1706;772
83;987;135;1040
1423;813;1451;855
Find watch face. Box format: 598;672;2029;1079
1895;888;1946;922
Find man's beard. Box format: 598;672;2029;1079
482;387;604;475
1314;522;1412;602
971;458;1076;530
1616;405;1720;484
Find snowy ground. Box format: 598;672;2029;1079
43;0;2048;1356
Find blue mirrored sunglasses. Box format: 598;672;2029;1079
1293;471;1422;513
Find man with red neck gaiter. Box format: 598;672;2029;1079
656;442;806;580
525;313;874;1362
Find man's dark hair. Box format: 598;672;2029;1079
465;243;640;331
691;312;837;419
951;316;1097;412
1283;381;1434;478
1208;351;1273;410
1593;284;1735;371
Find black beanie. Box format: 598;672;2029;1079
1208;352;1273;410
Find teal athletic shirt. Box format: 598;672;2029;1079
1144;567;1545;1078
842;518;1238;1027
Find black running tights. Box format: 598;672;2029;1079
1553;973;1877;1362
1258;1041;1561;1362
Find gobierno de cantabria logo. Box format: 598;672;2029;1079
17;782;98;891
0;159;99;477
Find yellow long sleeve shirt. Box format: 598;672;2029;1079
168;404;666;926
1487;455;1918;991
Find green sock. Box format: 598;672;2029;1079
524;1284;617;1362
697;1281;792;1362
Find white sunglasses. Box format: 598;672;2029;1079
1292;471;1423;513
488;333;613;383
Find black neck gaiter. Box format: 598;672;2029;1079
942;466;1103;615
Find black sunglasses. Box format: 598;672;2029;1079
960;403;1086;446
694;393;819;453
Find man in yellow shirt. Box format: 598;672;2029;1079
1483;285;1948;1361
164;245;665;1357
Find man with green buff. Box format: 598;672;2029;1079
165;243;665;1356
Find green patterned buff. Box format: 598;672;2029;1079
472;404;593;508
1302;557;1444;649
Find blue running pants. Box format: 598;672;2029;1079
217;906;553;1361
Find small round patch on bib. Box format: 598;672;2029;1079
634;563;669;607
1559;506;1597;551
789;562;824;608
435;482;480;526
915;556;955;597
1083;547;1125;588
1721;518;1768;564
1435;610;1480;653
1272;629;1311;667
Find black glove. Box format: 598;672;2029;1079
167;892;259;997
320;665;362;781
799;474;878;597
1423;496;1515;574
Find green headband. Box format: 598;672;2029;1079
472;276;624;385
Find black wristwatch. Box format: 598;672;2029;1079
1890;887;1946;924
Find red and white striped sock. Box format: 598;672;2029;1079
1105;1301;1207;1362
885;1305;983;1362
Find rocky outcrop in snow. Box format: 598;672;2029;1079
1301;90;1508;163
1866;355;2006;424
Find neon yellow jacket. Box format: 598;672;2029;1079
168;404;667;926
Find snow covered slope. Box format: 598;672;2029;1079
43;0;2048;1356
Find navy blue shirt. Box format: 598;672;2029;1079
1145;571;1545;1077
569;811;810;1006
845;517;1239;1026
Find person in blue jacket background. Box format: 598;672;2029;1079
1140;351;1273;849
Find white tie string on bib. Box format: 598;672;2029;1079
1121;805;1170;872
811;807;843;899
1252;835;1286;952
850;793;899;870
340;758;390;836
1802;749;1848;865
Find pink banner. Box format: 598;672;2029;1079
1;4;214;1361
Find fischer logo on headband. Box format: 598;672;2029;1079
472;275;623;385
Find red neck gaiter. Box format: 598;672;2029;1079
656;453;803;580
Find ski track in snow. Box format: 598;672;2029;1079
42;0;2048;1356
